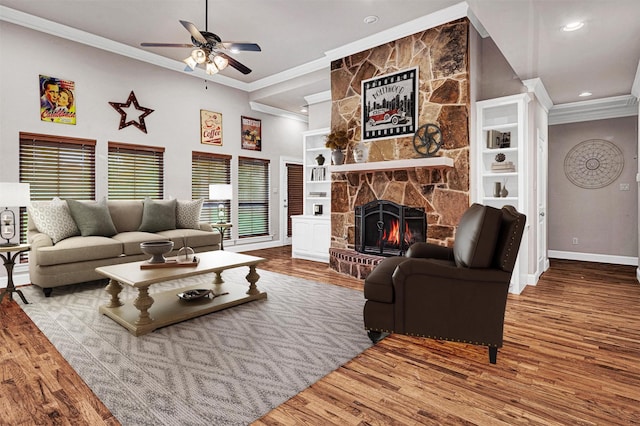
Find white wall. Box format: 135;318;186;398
0;21;307;255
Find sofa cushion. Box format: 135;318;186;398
28;198;80;243
111;232;169;255
66;198;117;237
176;199;204;229
36;235;123;266
453;203;502;268
138;198;177;232
108;200;144;233
157;228;221;249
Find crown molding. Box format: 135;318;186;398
304;91;332;105
523;78;553;112
249;102;308;123
549;95;639;125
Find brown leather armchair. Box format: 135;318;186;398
363;203;526;364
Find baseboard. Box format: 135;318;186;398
548;250;638;266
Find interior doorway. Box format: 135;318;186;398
280;157;303;245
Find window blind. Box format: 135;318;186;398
19;132;96;258
192;151;231;238
238;157;270;238
108;142;164;200
286;163;303;237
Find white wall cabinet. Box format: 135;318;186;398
291;127;331;262
475;93;531;293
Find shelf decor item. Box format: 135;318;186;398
315;153;325;165
353;142;369;163
493;182;502;198
325;128;349;165
500;180;509;197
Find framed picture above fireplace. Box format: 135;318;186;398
361;67;418;142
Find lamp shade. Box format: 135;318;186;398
209;184;232;201
0;182;31;207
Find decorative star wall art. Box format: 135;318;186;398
109;91;154;133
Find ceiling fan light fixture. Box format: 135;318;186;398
205;62;219;75
183;56;198;71
213;54;229;71
191;48;207;64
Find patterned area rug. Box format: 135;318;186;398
21;268;372;425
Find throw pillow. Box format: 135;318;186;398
67;197;118;237
138;198;177;232
176;198;204;229
27;197;80;243
453;203;502;268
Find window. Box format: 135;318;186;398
192;152;231;237
286;163;303;237
108;142;164;199
19;132;96;253
238;157;270;238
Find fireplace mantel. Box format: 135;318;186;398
329;157;454;173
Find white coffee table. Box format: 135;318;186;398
96;251;266;336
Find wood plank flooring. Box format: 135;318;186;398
2;247;639;425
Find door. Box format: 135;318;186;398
537;131;549;275
280;158;303;245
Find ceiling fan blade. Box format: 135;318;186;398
219;53;252;74
180;20;208;45
141;42;194;48
221;42;261;52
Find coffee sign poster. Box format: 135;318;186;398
200;110;222;146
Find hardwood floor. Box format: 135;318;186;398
2;247;639;425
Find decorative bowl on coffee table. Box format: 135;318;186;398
140;241;174;264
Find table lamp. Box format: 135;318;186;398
0;182;31;247
208;184;232;224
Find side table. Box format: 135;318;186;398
0;243;31;304
212;223;232;250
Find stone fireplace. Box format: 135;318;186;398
328;18;471;279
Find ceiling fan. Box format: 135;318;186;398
140;0;261;75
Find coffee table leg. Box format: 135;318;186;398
133;286;154;326
245;265;261;295
105;279;124;308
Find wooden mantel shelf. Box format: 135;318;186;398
329;157;454;173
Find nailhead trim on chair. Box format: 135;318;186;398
366;328;498;348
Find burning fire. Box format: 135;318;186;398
381;219;414;247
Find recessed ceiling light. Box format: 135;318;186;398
300;107;308;113
579;91;592;97
563;21;584;32
363;15;379;25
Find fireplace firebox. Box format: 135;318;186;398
355;200;426;256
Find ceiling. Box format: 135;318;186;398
1;0;639;120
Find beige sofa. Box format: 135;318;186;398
27;198;221;296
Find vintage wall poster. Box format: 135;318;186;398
361;67;418;141
39;75;76;125
200;110;222;145
241;116;261;151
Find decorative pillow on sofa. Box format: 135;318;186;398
67;197;118;237
176;198;204;229
453;203;502;268
28;197;80;243
138;198;177;232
